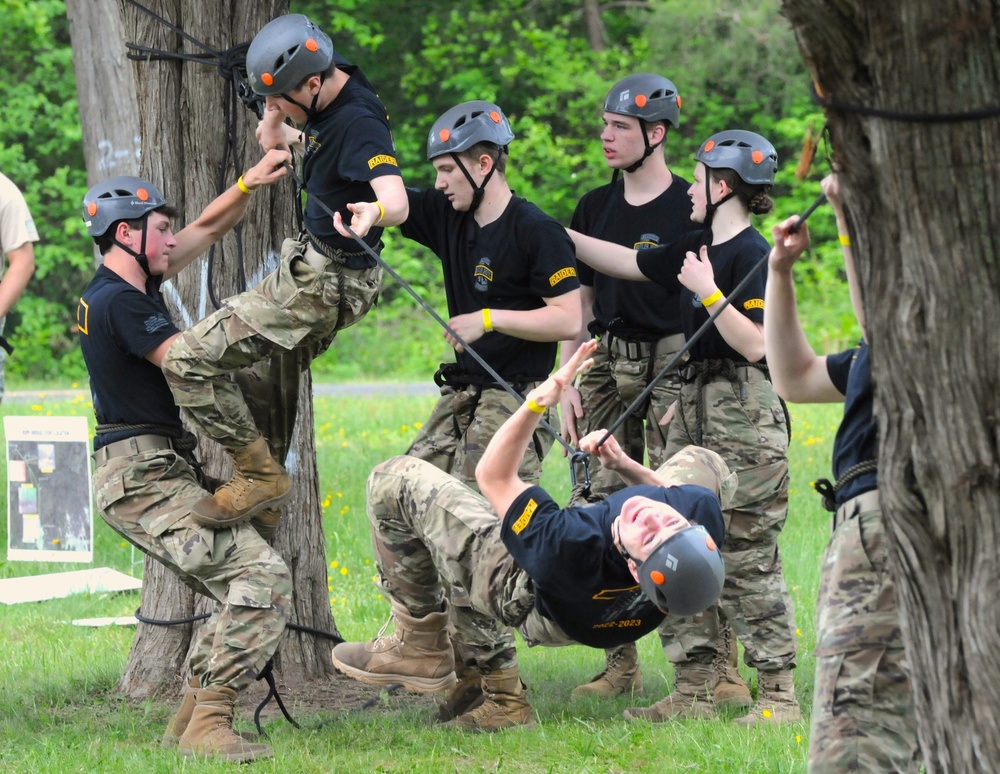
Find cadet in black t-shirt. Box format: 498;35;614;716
338;100;581;492
78;154;292;764
160;14;410;527
331;340;732;732
569;131;802;726
765;175;920;771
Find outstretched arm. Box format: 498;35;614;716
477;338;598;516
332;173;410;239
164;148;291;279
566;228;647;281
578;429;663;488
764;214;841;403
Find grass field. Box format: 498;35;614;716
0;387;843;773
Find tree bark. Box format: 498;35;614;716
103;0;338;700
782;2;1000;770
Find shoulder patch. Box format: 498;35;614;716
549;267;577;287
511;498;538;535
77;298;89;335
743;298;764;310
145;314;171;334
367;154;399;170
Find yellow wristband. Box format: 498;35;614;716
526;399;546;415
482;308;493;332
374;200;385;224
838;234;851;246
237;175;253;195
701;288;724;307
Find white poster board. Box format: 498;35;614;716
5;416;93;562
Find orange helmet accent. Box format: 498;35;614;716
305;38;318;52
635;94;647;108
650;570;665;585
703;140;715;152
489;111;502;124
87;202;98;216
439;128;451;142
137;188;149;202
261;73;274;86
752;150;764;164
677;95;682;109
706;535;716;551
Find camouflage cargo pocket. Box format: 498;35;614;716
333;264;383;333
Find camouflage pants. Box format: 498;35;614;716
406;382;552;492
809;505;921;773
656;366;798;672
92;448;292;693
365;447;732;666
162;235;382;451
572;336;684;501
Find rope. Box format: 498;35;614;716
810;82;1000;123
812;459;878;513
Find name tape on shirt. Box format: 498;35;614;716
511;498;537;535
743;298;764;310
367;154;399;169
549;267;577;287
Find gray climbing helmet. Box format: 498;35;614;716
82;176;167;238
247;14;334;97
604;73;681;129
638;525;724;617
695;130;778;186
427;101;515;161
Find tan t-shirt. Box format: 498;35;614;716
0;172;40;274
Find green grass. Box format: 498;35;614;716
0;387;842;773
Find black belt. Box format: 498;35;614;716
605;333;686;361
92;434;174;466
833;489;880;531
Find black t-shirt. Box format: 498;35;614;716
77;266;183;450
501;483;725;648
302;59;402;264
635;227;769;362
827;340;877;503
571;176;700;339
401;189;580;383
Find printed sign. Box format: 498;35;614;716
5;416;93;562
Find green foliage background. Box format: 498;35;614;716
0;0;859;387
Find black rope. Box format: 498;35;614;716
813;459;878;513
594;191;828;451
811;82;1000;123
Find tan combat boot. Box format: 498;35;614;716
331;603;457;693
713;626;752;709
177;686;272;763
437;642;485;721
161;676;200;748
192;437;292;526
623;661;716;721
443;666;535;732
572;642;643;698
733;669;801;726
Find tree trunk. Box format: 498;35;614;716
103;0;338;700
65;0;141;269
782;2;1000;770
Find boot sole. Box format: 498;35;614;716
332;653;458;694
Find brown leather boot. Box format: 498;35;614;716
437;642;485;721
331;603;457;693
177;686;272;763
572;642;643;698
191;437;292;527
713;626;752;708
624;661;716;721
443;666;535;732
733;669;801;726
161;676;200;748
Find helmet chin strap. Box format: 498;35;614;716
113;215;152;277
452;150;502;214
702;173;737;228
623;123;664;174
280;73;326;122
